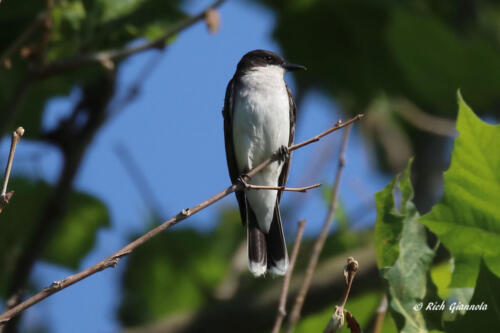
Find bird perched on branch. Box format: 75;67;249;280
223;50;306;277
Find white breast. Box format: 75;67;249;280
232;65;290;232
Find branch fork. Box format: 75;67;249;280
237;176;321;193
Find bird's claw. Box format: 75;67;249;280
277;145;290;163
237;174;250;189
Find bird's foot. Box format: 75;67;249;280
277;145;290;163
237;174;250;189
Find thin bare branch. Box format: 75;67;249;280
240;183;321;193
0;127;25;213
0;115;362;325
340;257;358;309
34;0;227;77
286;125;352;333
372;294;388;333
392;98;456;137
272;219;307;333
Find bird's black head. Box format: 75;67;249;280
236;49;306;73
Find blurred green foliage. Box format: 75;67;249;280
295;291;397;333
0;177;109;297
262;0;500;115
261;0;500;180
119;209;243;326
0;0;186;137
118;205;379;330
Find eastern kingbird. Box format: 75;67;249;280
223;50;306;277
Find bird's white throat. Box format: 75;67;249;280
239;65;286;90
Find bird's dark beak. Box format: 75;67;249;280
282;62;307;71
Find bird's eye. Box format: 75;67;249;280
265;56;273;62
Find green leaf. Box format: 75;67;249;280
374;176;401;268
420;93;500;287
47;0;186;61
444;261;500;332
376;160;437;332
0;178;109;295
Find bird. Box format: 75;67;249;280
223;50;306;277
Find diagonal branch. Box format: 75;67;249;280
286;125;352;333
0;114;363;325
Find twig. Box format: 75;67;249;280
0;115;362;325
286;125;352;333
271;219;307;333
392;98;456;137
324;257;359;333
339;257;358;309
372;294;387;333
240;183;321;193
0;77;34;140
34;0;227;77
0;127;25;213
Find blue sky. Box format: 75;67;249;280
0;1;390;331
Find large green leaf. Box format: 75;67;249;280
420;94;500;287
375;160;437;333
0;177;110;295
444;261;500;332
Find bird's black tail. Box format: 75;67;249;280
247;200;288;277
266;204;288;275
247;205;267;277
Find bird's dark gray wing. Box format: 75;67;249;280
277;83;296;202
223;78;247;225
